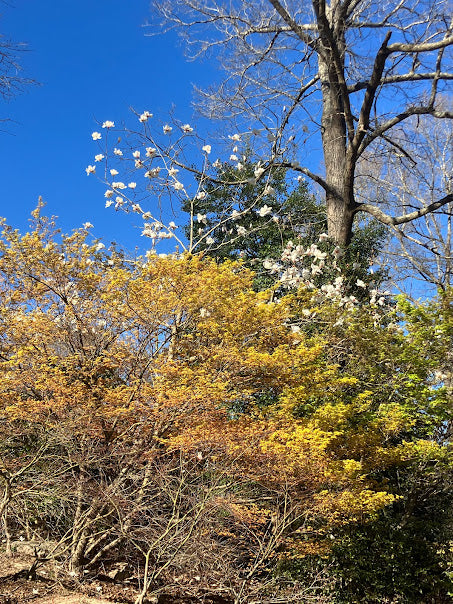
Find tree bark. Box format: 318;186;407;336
318;42;353;246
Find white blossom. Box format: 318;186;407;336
318;233;329;242
182;123;193;133
237;226;247;236
145;168;160;178
111;181;126;189
254;166;265;179
104;190;114;198
231;209;241;220
263;185;275;196
132;150;141;159
128;182;137;189
91;132;101;140
110;169;119;176
230;154;238;161
142;211;152;220
102;120;115;129
83;222;93;229
168;221;177;230
94;154;104;162
173;181;184;191
202;144;211;154
132;204;143;213
230;133;241;141
105;200;113;208
163;124;172;134
356;279;366;288
135;159;144;169
139;110;152;122
206;236;215;245
168;167;179;176
196;191;206;200
263;259;280;273
321;284;336;298
113;148;123;156
142;223;156;238
86;165;96;175
306;244;327;261
95;242;105;251
146;147;157;157
197;213;207;224
259;205;273;217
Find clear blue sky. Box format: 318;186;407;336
1;0;217;251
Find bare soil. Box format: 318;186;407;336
0;553;138;603
0;553;232;604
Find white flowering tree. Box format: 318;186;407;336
87;115;296;256
87;113;389;307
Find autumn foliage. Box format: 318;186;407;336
0;208;451;602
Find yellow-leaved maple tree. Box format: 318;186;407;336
1;207;445;588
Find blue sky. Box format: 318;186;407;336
1;0;218;251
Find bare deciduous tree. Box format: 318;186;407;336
353;98;452;295
149;0;453;246
0;34;30;101
380;115;452;294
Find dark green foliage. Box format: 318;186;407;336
274;453;453;603
184;160;388;293
184;160;321;289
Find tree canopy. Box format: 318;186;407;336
150;0;453;245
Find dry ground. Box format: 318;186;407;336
0;552;231;604
0;552;140;603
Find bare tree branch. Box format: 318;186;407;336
358;193;453;226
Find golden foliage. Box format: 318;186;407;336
0;210;450;562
